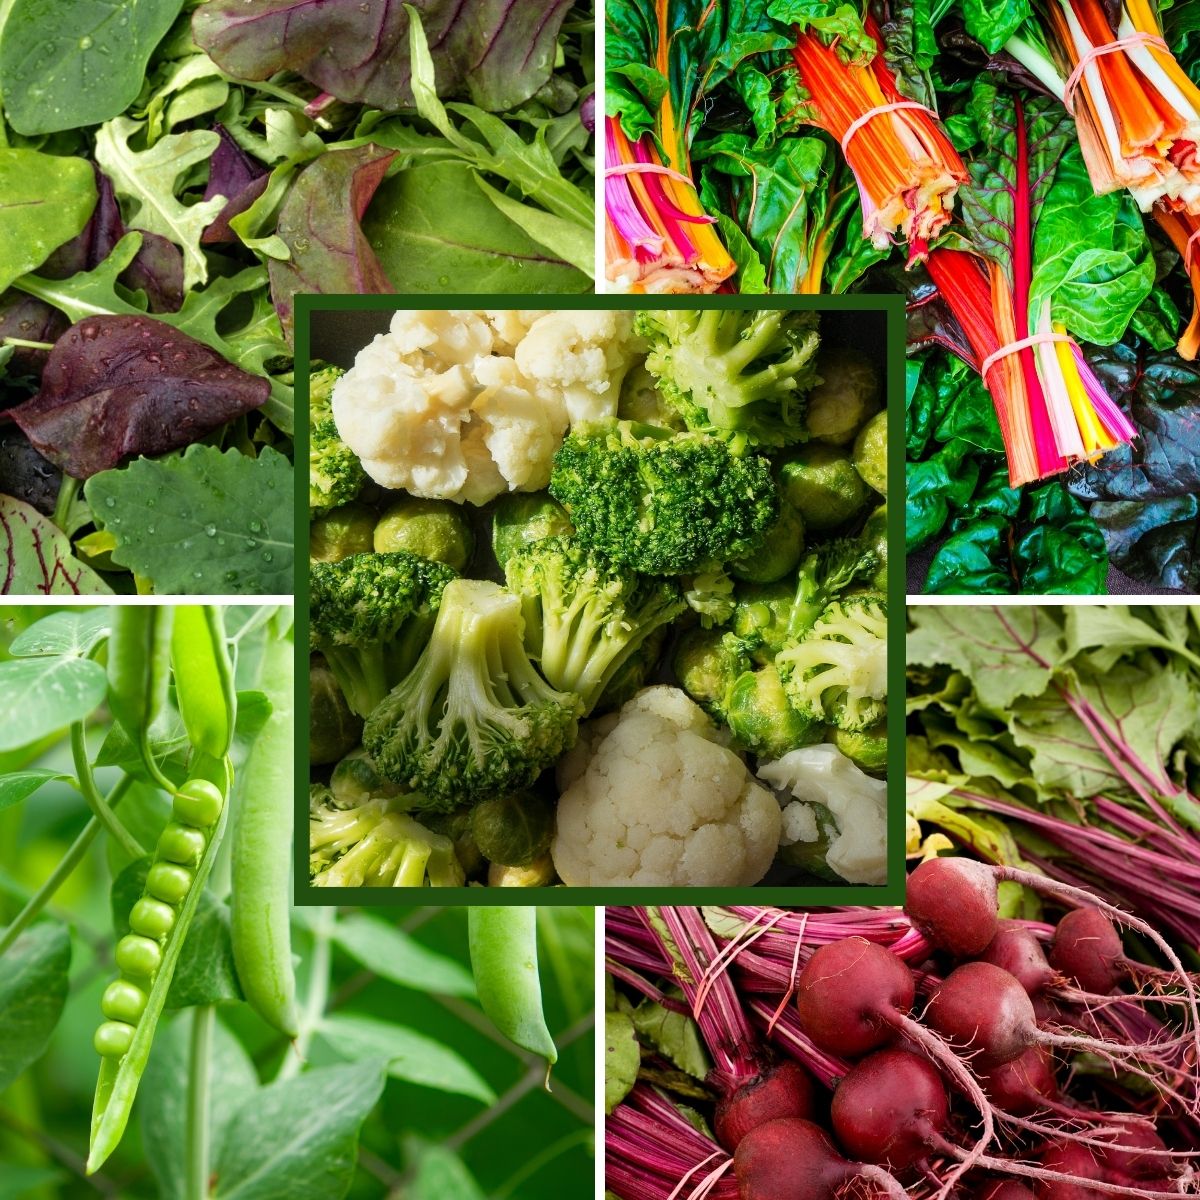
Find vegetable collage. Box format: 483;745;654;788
306;305;892;890
603;0;1200;594
0;605;593;1199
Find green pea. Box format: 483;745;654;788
115;935;162;978
101;980;147;1025
172;779;224;828
94;1021;134;1058
129;898;176;940
145;863;192;904
156;823;207;865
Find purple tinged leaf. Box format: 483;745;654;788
0;294;66;375
268;144;396;344
122;231;185;315
202;126;270;246
3;315;269;479
191;0;572;114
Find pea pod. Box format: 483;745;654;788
88;757;232;1174
230;628;299;1038
467;907;557;1067
107;607;174;789
171;606;235;759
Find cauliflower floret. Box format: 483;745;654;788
387;309;494;365
473;356;569;492
552;688;782;886
451;421;508;506
758;745;887;885
516;311;640;424
483;309;553;353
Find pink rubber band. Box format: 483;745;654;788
1185;226;1200;273
1063;31;1168;114
605;162;700;188
980;331;1073;379
839;100;939;155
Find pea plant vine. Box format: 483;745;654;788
0;605;595;1199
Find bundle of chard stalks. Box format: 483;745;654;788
605;892;1200;1200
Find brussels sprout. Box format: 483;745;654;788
330;747;400;807
726;666;818;759
672;627;748;714
491;493;574;568
806;349;881;445
373;497;474;570
730;579;796;666
834;722;888;773
487;854;556;887
310;657;362;765
470;791;554;867
860;504;888;592
425;809;483;877
730;499;804;583
777;445;869;531
853;411;888;496
311;504;375;563
593;626;667;714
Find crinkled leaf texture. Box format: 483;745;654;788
83;444;293;595
192;0;571;113
6;315;269;479
268;144;397;343
0;495;113;597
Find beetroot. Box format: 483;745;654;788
905;857;1000;957
1035;1142;1108;1200
978;1186;1039;1200
830;1048;949;1169
925;961;1041;1065
732;1117;907;1200
980;922;1057;997
1096;1124;1167;1179
979;1046;1059;1116
1049;909;1124;995
714;1060;816;1151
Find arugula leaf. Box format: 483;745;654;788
0;0;184;135
94;117;224;289
83;444;293;595
0;495;113;596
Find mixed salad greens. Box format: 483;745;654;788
307;307;890;889
603;0;1200;594
0;0;594;594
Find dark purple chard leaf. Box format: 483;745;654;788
268;144;396;344
3;315;269;479
202;127;270;246
121;231;184;314
0;293;66;377
192;0;571;113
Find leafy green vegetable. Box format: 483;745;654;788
83;445;293;594
0;496;112;596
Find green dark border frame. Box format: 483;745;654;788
293;291;906;907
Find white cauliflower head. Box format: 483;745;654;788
757;745;887;885
552;688;782;887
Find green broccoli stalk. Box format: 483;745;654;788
310;550;458;718
504;537;686;713
364;579;582;810
309;785;464;887
635;310;821;447
309;364;365;515
549;420;779;576
777;596;887;732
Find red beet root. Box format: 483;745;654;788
715;1059;817;1151
1049;909;1124;996
905;857;1000;957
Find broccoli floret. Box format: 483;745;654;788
308;784;464;887
363;578;582;810
309;365;365;515
635;309;821;447
777;596;887;732
310;550;458;718
683;566;737;629
592;625;668;714
549;420;779;575
504;536;686;714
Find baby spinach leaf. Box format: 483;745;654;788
363;161;589;294
94;117;224;290
83;444;293;595
0;150;97;294
193;0;571;114
7;315;269;478
266;144;396;344
0;0;185;135
0;495;113;596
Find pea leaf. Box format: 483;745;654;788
315;1013;496;1103
0;925;71;1093
333;914;476;998
9;607;111;656
0;769;73;814
0;0;185;135
7;315;270;479
94;117;224;289
0;655;106;749
212;1062;385;1200
409;1144;488;1200
0;496;114;597
83;444;294;595
0;150;97;292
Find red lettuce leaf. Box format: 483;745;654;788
268;144;396;344
3;315;269;479
202;126;270;245
192;0;572;113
